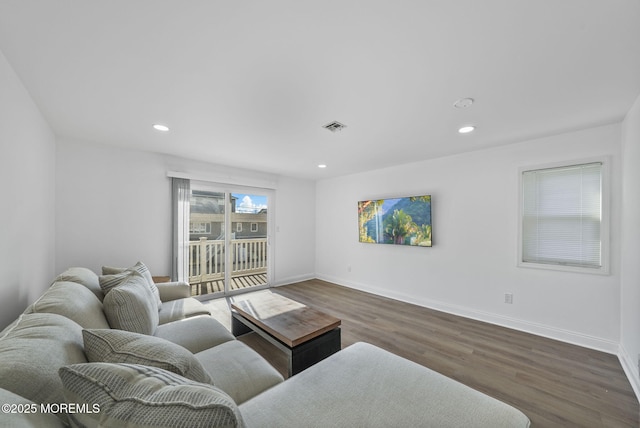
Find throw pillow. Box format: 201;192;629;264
99;270;134;295
103;274;159;335
59;363;244;428
101;261;162;307
83;329;212;384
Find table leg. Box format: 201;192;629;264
231;312;252;337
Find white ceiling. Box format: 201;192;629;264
1;1;639;180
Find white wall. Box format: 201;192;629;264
0;50;56;329
620;93;640;398
273;176;316;285
55;139;316;285
55;139;171;275
316;123;622;352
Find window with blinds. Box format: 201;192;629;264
520;161;606;272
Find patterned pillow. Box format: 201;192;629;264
99;270;135;295
100;261;162;307
59;363;244;428
83;329;212;384
103;274;159;335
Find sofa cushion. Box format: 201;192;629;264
238;342;531;428
101;261;161;307
59;363;244;428
156;281;191;301
54;267;103;301
195;340;283;404
0;388;66;428
0;313;87;423
103;274;159;335
83;329;212;384
159;297;211;324
155;315;235;354
25;281;110;329
0;315;21;337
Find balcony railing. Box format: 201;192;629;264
188;237;267;285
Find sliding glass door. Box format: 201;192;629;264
187;183;272;297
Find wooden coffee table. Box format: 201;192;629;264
231;292;341;376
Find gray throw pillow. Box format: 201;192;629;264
101;261;162;307
102;274;159;335
98;270;135;295
59;363;244;428
83;328;212;384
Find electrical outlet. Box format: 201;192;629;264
504;293;514;304
347;265;352;272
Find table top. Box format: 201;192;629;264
231;292;341;347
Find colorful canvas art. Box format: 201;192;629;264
358;195;432;246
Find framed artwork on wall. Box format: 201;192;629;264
358;195;432;247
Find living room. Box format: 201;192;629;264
1;1;640;426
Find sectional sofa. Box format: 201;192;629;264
0;264;530;427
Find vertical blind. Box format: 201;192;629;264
522;162;602;268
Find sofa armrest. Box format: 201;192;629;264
156;281;191;302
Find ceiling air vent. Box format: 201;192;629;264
323;121;347;132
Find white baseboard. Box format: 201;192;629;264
618;344;640;402
317;274;619;355
271;273;316;288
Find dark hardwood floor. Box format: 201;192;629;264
205;279;639;427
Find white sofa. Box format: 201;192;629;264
0;265;531;427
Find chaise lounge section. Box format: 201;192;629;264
0;264;530;427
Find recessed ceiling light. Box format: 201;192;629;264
453;98;474;109
318;164;327;168
458;125;475;134
153;124;170;132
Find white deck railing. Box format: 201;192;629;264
188;237;267;284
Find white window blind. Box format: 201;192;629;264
521;162;602;269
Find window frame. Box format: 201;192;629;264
517;157;610;275
189;222;211;234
